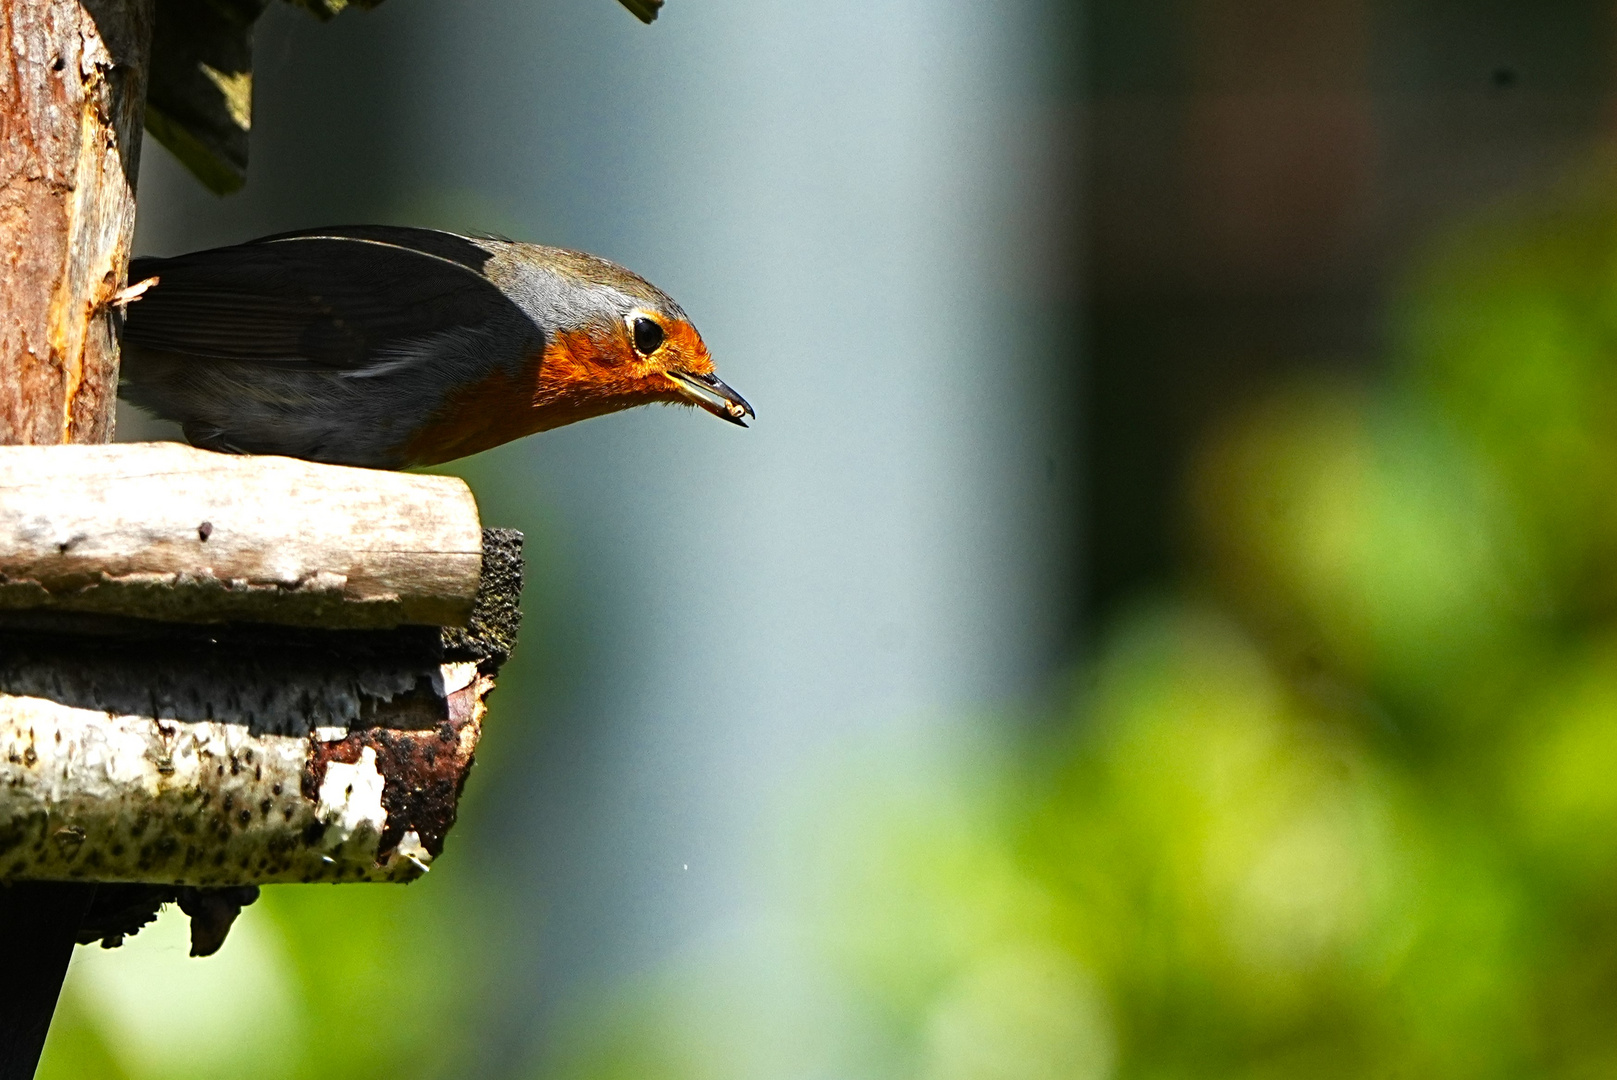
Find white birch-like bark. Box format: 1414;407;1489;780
0;661;491;885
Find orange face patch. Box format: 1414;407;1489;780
655;319;713;374
396;326;691;467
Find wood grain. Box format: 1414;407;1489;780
0;442;484;627
0;0;153;445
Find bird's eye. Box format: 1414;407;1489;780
632;317;665;356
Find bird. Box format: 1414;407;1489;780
115;225;752;470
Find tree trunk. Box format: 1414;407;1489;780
0;0;154;445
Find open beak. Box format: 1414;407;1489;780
666;370;755;427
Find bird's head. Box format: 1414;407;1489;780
611;305;754;427
501;246;753;430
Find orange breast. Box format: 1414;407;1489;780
396;331;671;467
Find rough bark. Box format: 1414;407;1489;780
0;0;153;445
0;667;486;884
0;529;522;886
0;442;484;628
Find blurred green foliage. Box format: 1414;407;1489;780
528;160;1617;1079
39;868;501;1080
41;162;1617;1079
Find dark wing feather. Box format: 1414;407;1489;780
124;228;529;371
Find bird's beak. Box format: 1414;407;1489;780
666;370;755;427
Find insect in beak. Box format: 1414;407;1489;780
666;370;754;427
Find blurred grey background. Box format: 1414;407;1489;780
91;2;1617;1077
123;0;1078;1070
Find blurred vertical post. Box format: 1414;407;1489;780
0;0;151;1073
357;0;1077;1063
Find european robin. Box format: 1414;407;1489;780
117;225;752;469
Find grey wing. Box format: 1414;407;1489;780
122;227;540;372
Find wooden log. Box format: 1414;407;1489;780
0;669;483;884
0;442;484;628
0;529;522;887
0;0;154;445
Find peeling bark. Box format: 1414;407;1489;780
0;0;153;444
0;665;487;884
0;530;522;886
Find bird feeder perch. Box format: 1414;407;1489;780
0;442;524;1072
0;443;521;892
